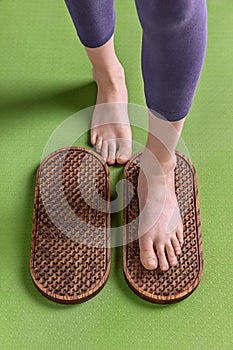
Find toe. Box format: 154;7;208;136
139;235;158;270
107;141;116;165
95;137;102;154
116;156;129;165
116;139;132;164
171;235;182;256
176;220;184;247
90;130;97;146
101;140;108;162
165;241;178;267
156;245;169;271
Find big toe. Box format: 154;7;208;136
139;235;158;270
116;139;132;164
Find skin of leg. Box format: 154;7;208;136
84;35;132;165
138;111;186;271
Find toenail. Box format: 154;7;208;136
147;258;156;267
118;156;128;160
161;265;168;270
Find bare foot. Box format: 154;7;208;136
90;65;132;165
137;149;184;271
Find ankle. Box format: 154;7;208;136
92;64;126;90
141;148;176;176
158;156;177;174
145;137;177;173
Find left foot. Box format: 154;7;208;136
137;149;184;271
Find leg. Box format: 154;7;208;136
64;0;132;164
134;0;208;270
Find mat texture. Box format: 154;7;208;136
30;147;111;303
123;150;203;303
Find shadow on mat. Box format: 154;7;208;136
0;81;97;119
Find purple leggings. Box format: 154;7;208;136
64;0;208;121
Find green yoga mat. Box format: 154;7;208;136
0;0;232;349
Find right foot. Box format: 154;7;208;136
90;65;132;165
